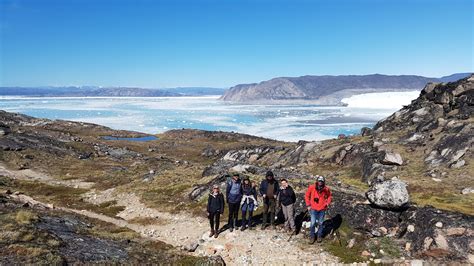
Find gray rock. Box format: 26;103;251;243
381;151;403;166
334;149;347;165
370;229;382;237
434;233;449;250
461;187;474;195
347;238;356;248
423;237;433;251
413;107;428;116
183;242;199;252
230;164;252;173
421;82;438;94
366;180;409;209
451;160;465;169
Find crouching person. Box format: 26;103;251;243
278;178;296;233
305;176;332;244
207;185;225;238
240;177;258;231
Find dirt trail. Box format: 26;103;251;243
2;165;339;265
0;163;94;189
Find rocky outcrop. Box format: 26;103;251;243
290;189;474;262
381;151;403;166
201;143;317;180
374;75;474;169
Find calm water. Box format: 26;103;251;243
0;96;399;142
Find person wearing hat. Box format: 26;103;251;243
304;175;332;243
207;184;225;238
226;173;243;232
259;170;279;230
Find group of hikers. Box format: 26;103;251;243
207;170;332;244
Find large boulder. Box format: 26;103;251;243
366;180;409;209
381;151;403;166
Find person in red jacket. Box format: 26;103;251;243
305;175;332;244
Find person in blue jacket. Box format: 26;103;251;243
226;173;243;232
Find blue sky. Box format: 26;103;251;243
0;0;472;88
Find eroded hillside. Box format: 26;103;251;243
0;75;473;264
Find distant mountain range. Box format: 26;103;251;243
220;73;472;105
0;86;226;97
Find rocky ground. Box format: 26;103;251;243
0;75;473;264
0;190;219;264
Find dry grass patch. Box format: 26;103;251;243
15;210;39;225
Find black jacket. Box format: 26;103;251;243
279;185;296;206
207;193;225;213
241;184;257;204
259;179;279;198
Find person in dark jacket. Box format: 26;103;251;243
240;177;258;231
226;173;243;232
278;179;297;232
259;170;279;230
207;184;225;238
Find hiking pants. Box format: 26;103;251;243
310;209;325;238
228;202;240;228
282;203;295;230
262;198;276;226
209;212;220;232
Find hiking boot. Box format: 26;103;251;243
209;230;215;237
214;233;219;238
309;237;316;244
272;225;276;230
240;226;245;231
317;238;322;243
229;227;234;232
261;224;266;230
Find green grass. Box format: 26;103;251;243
412;192;474;215
367;237;401;258
0;175;13;187
323;221;367;263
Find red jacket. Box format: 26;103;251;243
305;184;332;211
